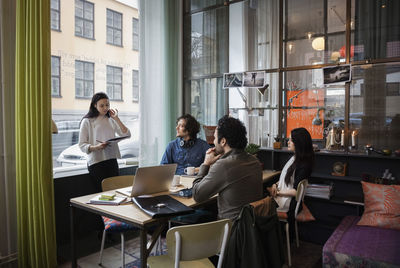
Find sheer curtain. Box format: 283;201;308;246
229;0;279;147
139;0;182;167
0;0;17;266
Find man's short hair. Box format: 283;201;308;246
177;114;200;139
217;115;248;150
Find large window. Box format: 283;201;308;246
51;56;61;96
75;60;94;98
107;65;123;100
75;0;94;39
183;4;228;128
132;18;139;50
51;1;139;176
50;0;60;31
107;9;123;46
132;70;139;101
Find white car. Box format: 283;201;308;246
56;138;139;166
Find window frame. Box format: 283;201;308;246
106;9;123;47
51;56;61;97
107;65;123;101
132;69;139;102
51;0;61;31
132;17;139;51
75;0;95;40
75;60;94;99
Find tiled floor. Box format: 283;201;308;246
58;234;322;268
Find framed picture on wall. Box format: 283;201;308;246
243;71;265;88
323;65;351;84
223;73;243;88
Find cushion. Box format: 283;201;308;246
357;181;400;230
296;202;315;222
102;216;137;232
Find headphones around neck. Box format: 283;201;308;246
179;138;195;148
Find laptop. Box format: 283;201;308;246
116;164;177;197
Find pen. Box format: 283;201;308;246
96;140;104;143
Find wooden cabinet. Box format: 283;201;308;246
257;148;400;244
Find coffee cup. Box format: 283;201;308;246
171;175;180;187
184;166;195;176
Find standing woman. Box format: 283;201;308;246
268;127;314;220
79;92;131;193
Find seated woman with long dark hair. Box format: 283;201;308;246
268;127;314;220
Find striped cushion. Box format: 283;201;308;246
102;216;137;232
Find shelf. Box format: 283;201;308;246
306;196;364;206
311;172;362;182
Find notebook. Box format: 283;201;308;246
116;164;177;197
132;195;194;218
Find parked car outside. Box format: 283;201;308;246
56;138;139;166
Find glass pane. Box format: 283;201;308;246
282;69;345;146
75;62;83;79
51;0;59;10
184;0;225;13
107;67;113;82
188;77;226;126
114;30;122;45
183;6;228;78
132;19;139;34
75;0;83;18
51;10;59;30
350;63;400;150
51;57;59;75
107;10;113;26
75;19;83;35
114;13;122;29
107;28;113;43
133;35;139;50
84;22;93;38
284;0;347;67
352;0;400;61
75;80;83;96
84;3;93;20
84;81;93;97
132;70;138;86
114;68;122;83
51;78;59;95
114;85;122;99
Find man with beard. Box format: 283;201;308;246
161;114;210;175
192;115;263;220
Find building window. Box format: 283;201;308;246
75;0;94;39
132;70;139;101
51;0;60;31
107;65;122;100
132;18;139;50
51;56;61;96
107;9;123;46
75;60;94;98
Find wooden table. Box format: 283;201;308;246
69;170;280;267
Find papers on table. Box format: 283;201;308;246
305;183;333;200
89;194;127;205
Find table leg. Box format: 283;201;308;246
70;205;77;268
140;228;147;268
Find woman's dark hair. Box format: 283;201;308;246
284;127;314;186
217;115;247;150
177;114;200;139
83;92;110;119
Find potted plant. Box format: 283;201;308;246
245;143;261;155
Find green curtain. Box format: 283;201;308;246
15;0;57;267
162;0;181;144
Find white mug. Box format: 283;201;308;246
171;175;180;187
184;166;195;176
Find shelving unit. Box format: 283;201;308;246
257;148;400;244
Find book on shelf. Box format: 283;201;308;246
306;183;333;199
89;194;127;205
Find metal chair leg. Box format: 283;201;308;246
121;233;125;267
99;230;106;265
285;222;291;267
295;220;299;248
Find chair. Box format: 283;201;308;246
99;175;137;267
277;179;308;267
147;219;231;268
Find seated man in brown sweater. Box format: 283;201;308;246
192;115;263;220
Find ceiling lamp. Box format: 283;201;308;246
312;37;325;51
